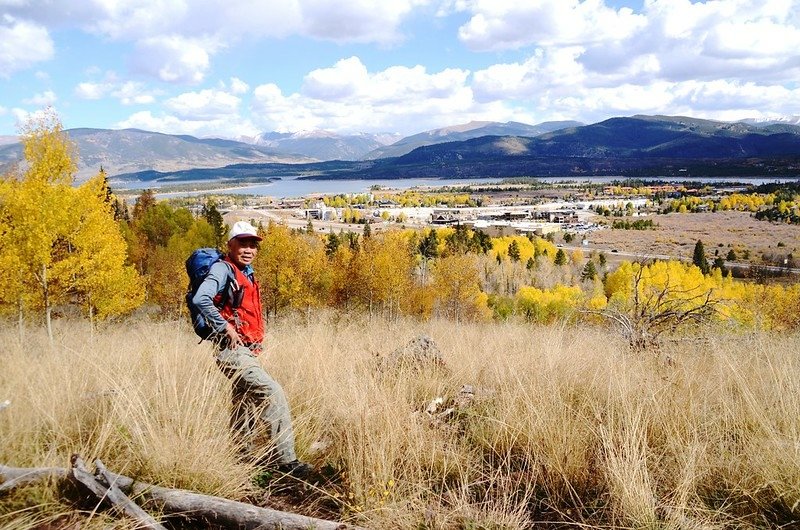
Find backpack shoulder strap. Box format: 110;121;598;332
218;258;244;309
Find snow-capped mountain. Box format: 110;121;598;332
247;130;400;160
740;116;800;127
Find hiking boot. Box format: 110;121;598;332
275;459;314;479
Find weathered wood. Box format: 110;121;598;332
69;456;166;530
0;464;67;492
1;462;363;530
95;459;167;530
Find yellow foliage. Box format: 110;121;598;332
256;222;328;315
431;254;490;322
515;284;584;323
492;235;556;263
0;114;143;322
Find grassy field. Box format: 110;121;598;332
1;314;799;529
586;211;800;264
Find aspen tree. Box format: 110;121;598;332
0;111;144;340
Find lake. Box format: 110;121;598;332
114;175;800;199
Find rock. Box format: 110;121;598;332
382;334;446;371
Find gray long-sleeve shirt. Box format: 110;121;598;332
191;261;233;334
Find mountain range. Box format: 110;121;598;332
2;115;800;182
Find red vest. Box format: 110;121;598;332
216;257;264;347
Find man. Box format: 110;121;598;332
192;220;311;477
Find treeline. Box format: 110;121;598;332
611;219;657;230
117;195;799;332
662;191;800;224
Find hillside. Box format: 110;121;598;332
253;130;398;160
363;120;582;159
113;115;800;183
2;316;799;528
0;128;313;181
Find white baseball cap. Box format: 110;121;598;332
228;221;263;242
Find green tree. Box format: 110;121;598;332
692;239;710;275
508;240;521;262
325;232;340;256
202;200;228;249
554;248;567;266
445;223;470;255
712;256;727;275
471;230;492;254
418;229;439;259
581;261;598;281
726;249;737;261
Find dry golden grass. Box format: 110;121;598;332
1;314;799;529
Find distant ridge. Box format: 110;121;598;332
363;120;583;159
112;115;800;184
0;128;313;181
249;130;398;160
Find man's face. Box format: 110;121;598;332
228;236;259;267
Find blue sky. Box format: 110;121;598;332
1;0;799;139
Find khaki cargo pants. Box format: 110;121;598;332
215;345;297;464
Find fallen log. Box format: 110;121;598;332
70;456;166;530
1;462;363;529
0;464;67;493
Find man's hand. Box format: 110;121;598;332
224;323;243;349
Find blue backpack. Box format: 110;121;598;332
185;248;239;340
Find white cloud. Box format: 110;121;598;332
252;56;506;134
455;0;646;50
453;0;800;86
11;106;55;127
76;82;111;100
164;89;241;120
298;0;428;43
2;1;427;85
23;90;57;106
113;81;157;105
132;35;217;84
229;77;250;95
0;14;54;76
116;110;260;138
75;79;158;105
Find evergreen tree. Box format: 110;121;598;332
471;230;492;254
726;249;737;261
712;256;727;275
363;221;372;239
581;261;598;281
201;200;227;249
445;223;470;255
326;232;340;256
508;240;521;262
692;239;710;274
418;229;439;259
554;248;567;266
